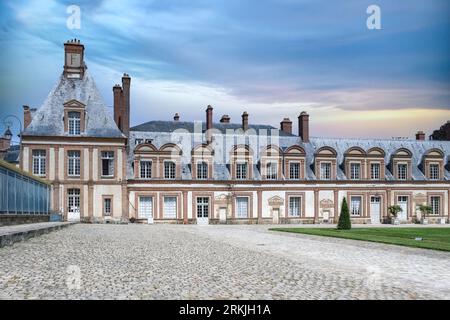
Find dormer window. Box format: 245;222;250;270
68;112;81;135
164;161;176;179
429;164;439;180
397;164;407;180
350;163;361;180
266;162;278;180
236;162;248;180
320;162;331;180
197;161;208;180
64;100;85;135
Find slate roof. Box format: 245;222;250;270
3;145;20;164
131;120;295;137
22;71;124;138
128;126;450;181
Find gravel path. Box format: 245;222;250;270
0;224;449;300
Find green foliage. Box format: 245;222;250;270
388;205;402;218
419;204;432;218
337;197;351;230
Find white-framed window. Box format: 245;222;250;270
101;151;114;177
140;161;152;179
320;162;331;180
164;161;176;179
236;197;249;218
430;196;441;215
350;163;361;180
68;188;80;213
288;197;301;217
236;162;248;180
397;164;407;180
266;162;278;180
103;198;112;216
289;162;300;179
135;138;143;146
370;163;380;180
197;161;208;180
163;196;177;219
32;150;46;176
138;196;153;219
429;164;439;180
350;196;362;216
196;197;209;218
68;111;81;135
67;150;81;177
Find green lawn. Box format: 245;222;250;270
269;227;450;252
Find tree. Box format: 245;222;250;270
418;204;432;220
337;197;351;230
388;205;402;219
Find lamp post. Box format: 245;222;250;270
1;114;23;146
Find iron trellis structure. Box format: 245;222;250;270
0;160;51;215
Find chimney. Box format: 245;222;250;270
174;113;180;121
280;118;292;135
63;39;85;79
23;105;32;129
121;73;131;136
206;105;213;143
242;111;249;131
298;111;309;143
415;130;425;141
113;84;123;131
220;115;230;123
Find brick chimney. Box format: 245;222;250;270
242;112;249;131
63;39;86;79
280;118;292;135
220;115;230;123
415;130;425;141
174;113;180;121
206;105;213;143
113;73;131;137
23;105;32;129
298;111;309;143
121;73;131;136
113;84;123;130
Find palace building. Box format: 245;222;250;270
14;40;450;224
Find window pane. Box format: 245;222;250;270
289;163;299;179
164;196;177;218
164;162;176;179
350;196;362;216
140;161;152;178
236;197;249;218
197;162;208;179
289;197;301;217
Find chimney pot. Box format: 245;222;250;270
280;117;293;135
415;130;426;141
206;105;213;143
220;115;230;123
174;113;180;121
242;111;249;131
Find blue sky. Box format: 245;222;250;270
0;0;449;141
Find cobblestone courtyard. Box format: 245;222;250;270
1;224;449;299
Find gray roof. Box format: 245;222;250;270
23;71;124;138
131;120;295;137
3;145;20;163
127;128;450;181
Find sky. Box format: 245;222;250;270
0;0;449;143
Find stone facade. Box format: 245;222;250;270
14;40;450;225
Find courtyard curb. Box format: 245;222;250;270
0;222;76;248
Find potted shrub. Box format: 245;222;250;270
388;205;402;225
418;204;432;225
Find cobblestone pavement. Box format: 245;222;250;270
1;224;449;300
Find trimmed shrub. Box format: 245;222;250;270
337;197;351;230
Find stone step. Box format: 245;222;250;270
0;222;76;248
